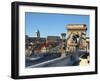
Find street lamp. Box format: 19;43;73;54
61;33;66;40
61;33;66;57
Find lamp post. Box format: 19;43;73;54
61;33;66;57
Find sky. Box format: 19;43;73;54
25;12;90;37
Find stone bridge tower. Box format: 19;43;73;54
66;24;87;52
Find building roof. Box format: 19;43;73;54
25;35;61;43
47;36;60;40
27;37;46;42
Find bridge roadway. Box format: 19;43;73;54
27;51;85;68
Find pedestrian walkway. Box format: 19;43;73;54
28;56;65;68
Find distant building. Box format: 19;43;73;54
35;29;40;38
25;34;62;55
46;36;61;43
41;45;48;53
